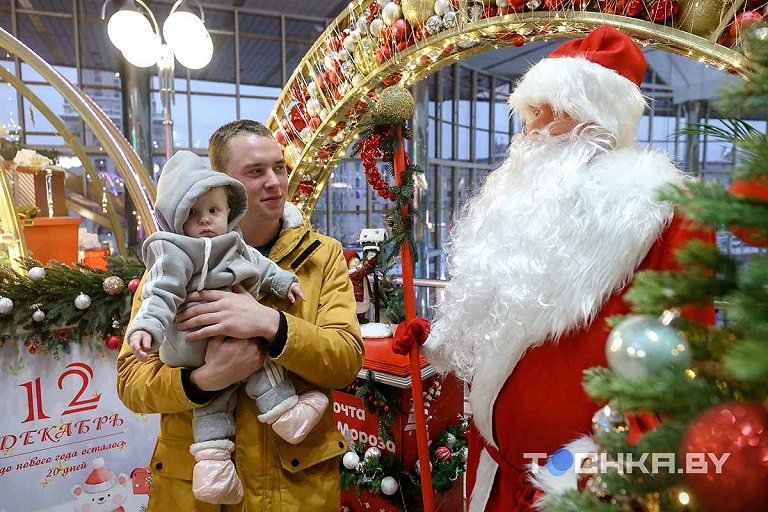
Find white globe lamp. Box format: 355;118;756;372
107;3;154;52
121;31;162;68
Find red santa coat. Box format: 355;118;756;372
465;214;715;511
349;257;375;306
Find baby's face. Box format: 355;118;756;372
183;187;230;238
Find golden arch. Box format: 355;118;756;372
0;26;157;264
268;6;753;215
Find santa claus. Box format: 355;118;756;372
421;26;714;510
345;250;377;323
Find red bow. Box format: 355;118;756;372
391;318;431;356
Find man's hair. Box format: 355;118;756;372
208;119;273;172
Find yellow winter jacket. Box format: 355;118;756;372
117;207;364;511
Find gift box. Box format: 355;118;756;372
22;216;81;264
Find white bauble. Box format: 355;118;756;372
342;451;360;470
28;267;46;282
307;81;319;98
460;446;468;462
414;459;432;476
344;31;360;52
332;131;345;143
381;2;402;26
338;48;352;62
306;98;321;117
0;297;13;314
352;73;366;87
32;309;45;322
356;16;369;33
300;127;312;141
444;433;457;449
377;0;391;7
319;108;329;119
496;0;509;6
74;292;92;310
369;18;385;37
434;0;451;16
324;53;336;70
380;476;399;495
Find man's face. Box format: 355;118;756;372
182;187;230;238
525;103;578;136
223;134;288;225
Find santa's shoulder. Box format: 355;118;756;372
589;147;687;193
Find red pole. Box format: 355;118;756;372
392;124;434;512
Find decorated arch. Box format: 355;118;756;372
268;1;758;214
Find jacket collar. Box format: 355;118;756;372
270;203;311;264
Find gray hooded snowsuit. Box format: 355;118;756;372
127;150;300;442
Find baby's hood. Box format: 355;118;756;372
154;150;248;234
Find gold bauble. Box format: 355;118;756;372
102;276;125;295
676;0;732;38
401;0;435;25
375;85;415;122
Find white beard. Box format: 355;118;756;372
423;128;685;443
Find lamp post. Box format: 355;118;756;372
101;0;213;160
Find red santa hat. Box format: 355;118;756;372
508;26;647;148
344;250;360;266
82;458;117;494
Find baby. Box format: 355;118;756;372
126;150;328;505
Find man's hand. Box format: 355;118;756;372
129;330;153;362
189;336;266;392
177;284;280;341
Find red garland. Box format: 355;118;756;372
361;132;396;201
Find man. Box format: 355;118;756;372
421;27;714;510
117;120;364;511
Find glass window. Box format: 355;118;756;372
240;96;277;124
18;14;75;68
190;94;237;149
239;14;282;88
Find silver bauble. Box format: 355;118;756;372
377;0;391;7
364;446;382;460
342;451;360;470
0;297;13;314
300;127;312;141
468;3;483;21
380;476;399;495
442;11;457;28
318;108;329;119
324;53;336;70
496;0;509;6
32;309;45;322
426;15;443;35
341;61;356;76
444;433;457;449
591;402;630;435
74;293;92;310
606;314;691;379
381;2;402;26
356;16;369;34
414;459;432;476
28;267;46;282
338;48;352;62
352;73;366;87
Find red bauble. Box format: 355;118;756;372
481;6;497;17
376;44;392;64
298;179;315;196
598;0;644;16
511;34;526;47
731;10;763;38
719;31;737;48
393;18;409;41
544;0;567;10
435;446;452;461
308;117;322;132
728;176;768;247
647;0;678;22
127;278;140;294
105;335;122;350
680;401;768;512
274;130;288;146
288;104;308;133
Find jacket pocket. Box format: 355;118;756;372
275;425;346;473
151;436;195;481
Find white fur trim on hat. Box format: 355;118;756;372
529;436;599;501
508;56;646;148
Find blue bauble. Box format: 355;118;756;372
606;314;691;378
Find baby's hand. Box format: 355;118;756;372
286;282;305;304
129;330;153;363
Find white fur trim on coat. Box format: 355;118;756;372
529;436;599;502
508;57;646;148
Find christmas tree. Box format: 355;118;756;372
541;29;768;512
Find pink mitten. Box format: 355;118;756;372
189;440;243;505
270;390;329;444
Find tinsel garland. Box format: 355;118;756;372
342;370;403;443
354;121;423;262
340;419;469;511
0;257;144;358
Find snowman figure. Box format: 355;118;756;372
71;458;129;512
